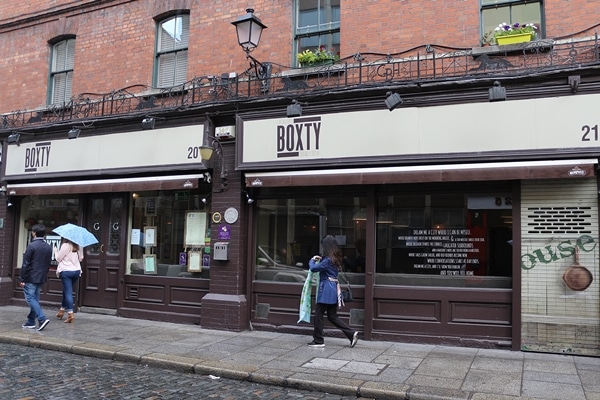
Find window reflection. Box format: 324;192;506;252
128;190;210;279
18;196;80;267
375;193;513;287
254;196;366;283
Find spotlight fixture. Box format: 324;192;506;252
6;197;13;207
68;128;81;139
7;132;20;145
488;81;506;102
385;92;403;111
201;194;210;204
243;190;255;204
141;117;155;130
286;100;302;118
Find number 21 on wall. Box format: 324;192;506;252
581;125;599;141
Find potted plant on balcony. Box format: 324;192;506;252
493;22;537;45
297;45;340;67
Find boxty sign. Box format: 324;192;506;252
239;93;600;168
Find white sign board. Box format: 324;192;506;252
240;93;600;166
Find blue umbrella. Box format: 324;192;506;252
52;223;99;247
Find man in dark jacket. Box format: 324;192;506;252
19;224;53;331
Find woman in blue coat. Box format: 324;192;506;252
308;235;358;348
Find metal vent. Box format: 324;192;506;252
255;303;270;319
522;179;598;238
524;206;593;234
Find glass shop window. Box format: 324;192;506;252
254;195;366;284
128;191;210;278
375;193;513;287
17;195;80;268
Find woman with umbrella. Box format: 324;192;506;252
54;238;84;323
53;223;97;323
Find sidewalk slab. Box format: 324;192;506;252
0;305;597;400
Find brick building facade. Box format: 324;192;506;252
1;0;600;355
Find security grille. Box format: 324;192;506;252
521;179;599;356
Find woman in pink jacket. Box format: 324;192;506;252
54;238;83;323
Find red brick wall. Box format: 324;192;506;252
3;0;600;113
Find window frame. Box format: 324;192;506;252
480;0;544;44
48;37;76;105
294;0;341;65
154;13;190;88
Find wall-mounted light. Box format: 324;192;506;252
201;194;210;204
243;190;255;204
568;75;580;93
385;92;403;111
68;128;81;139
287;100;302;118
7;132;20;145
6;197;13;207
200;116;228;192
232;8;271;91
232;8;267;53
141;117;155;130
488;81;506;102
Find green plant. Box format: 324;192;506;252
297;45;340;65
494;22;537;38
483;22;538;45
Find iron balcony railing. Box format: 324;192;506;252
2;34;599;131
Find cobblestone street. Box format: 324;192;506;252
0;343;356;399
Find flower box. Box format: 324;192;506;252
297;46;339;68
496;32;533;45
300;59;334;68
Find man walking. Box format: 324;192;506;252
19;224;53;331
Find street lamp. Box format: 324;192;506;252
231;8;271;91
231;8;267;53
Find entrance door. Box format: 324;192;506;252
80;195;127;309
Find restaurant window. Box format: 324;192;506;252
49;38;75;105
375;192;513;287
155;14;189;88
128;190;210;278
481;0;543;42
255;195;366;283
295;0;340;65
17;195;80;268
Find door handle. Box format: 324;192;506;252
100;244;104;254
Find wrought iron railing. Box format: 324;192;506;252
2;34;599;131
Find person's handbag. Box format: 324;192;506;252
342;283;353;302
340;272;353;302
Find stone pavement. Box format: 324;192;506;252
0;305;598;400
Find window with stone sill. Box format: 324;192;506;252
155;13;189;88
48;38;75;105
480;0;543;45
295;0;341;67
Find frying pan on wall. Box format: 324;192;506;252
562;247;593;291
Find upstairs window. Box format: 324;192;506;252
481;0;543;42
49;38;75;105
155;14;189;88
295;0;340;64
